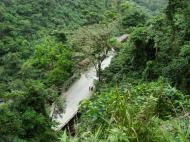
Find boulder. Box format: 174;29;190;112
79;58;90;67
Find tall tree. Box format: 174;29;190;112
71;23;116;81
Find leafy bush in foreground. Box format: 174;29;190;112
60;81;190;142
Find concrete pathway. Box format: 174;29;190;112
52;34;128;131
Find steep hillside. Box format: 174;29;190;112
59;0;190;142
1;0;190;142
0;0;117;141
131;0;167;12
0;0;117;89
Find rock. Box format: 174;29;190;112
116;34;129;43
79;58;90;67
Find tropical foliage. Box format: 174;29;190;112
1;0;190;142
60;0;190;141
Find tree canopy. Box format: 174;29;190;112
1;0;190;142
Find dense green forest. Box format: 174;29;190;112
0;0;190;142
131;0;167;12
0;0;115;141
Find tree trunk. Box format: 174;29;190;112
97;62;102;82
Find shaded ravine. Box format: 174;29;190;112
52;34;128;131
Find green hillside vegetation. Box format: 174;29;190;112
61;0;190;141
1;0;190;142
131;0;167;12
0;0;118;141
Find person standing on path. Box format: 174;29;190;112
89;86;94;91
